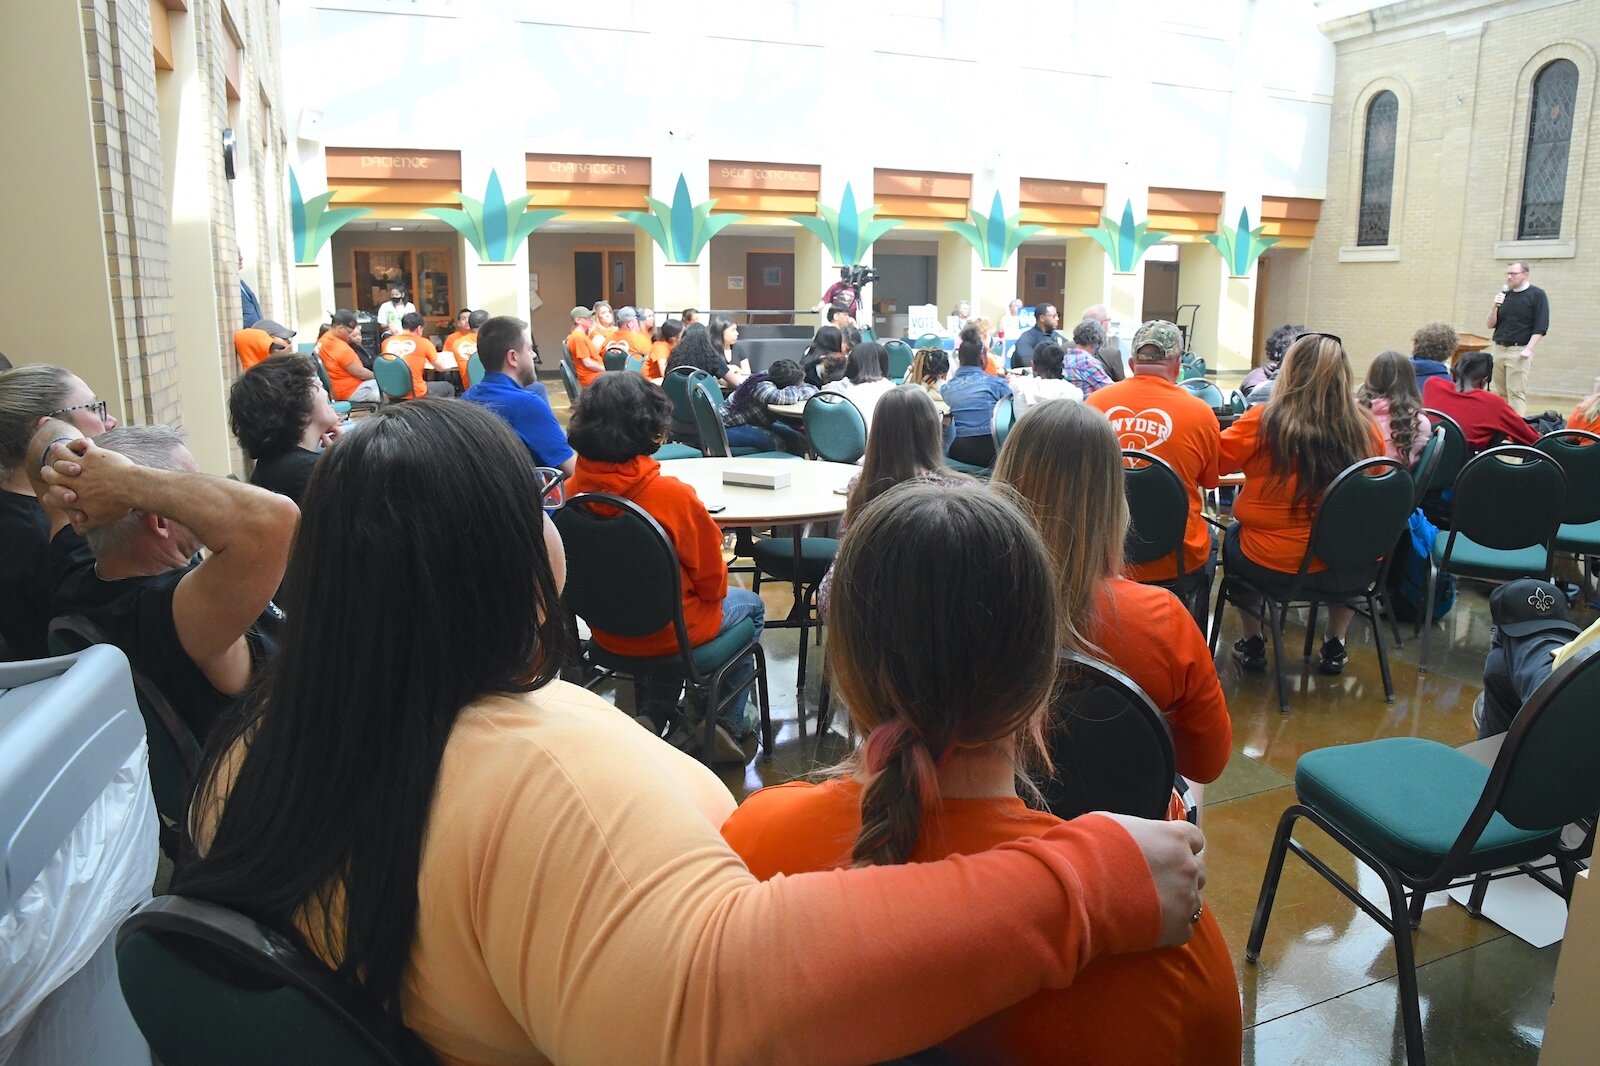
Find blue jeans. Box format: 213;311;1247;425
714;588;765;731
726;424;780;452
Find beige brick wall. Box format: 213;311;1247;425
1309;0;1600;409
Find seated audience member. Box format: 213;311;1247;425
615;306;652;356
948;299;973;333
723;482;1238;1066
706;314;748;389
444;308;472;350
1086;321;1221;628
174;379;1204;1066
228;355;343;504
680;306;698;326
566;306;606;387
1008;341;1084;419
999;298;1024;340
1410;321;1458;387
993;400;1232;787
1357;350;1431;466
232;325;292;371
1062;320;1115;396
0;365;116;659
822;341;896;434
817;386;978;616
1422;349;1539;451
564;373;765;759
942;333;1013;467
380;312;456;398
646;318;682;382
1568;388;1600;434
1012;303;1064;369
443;309;487;390
720;359;814;454
907;346;950;396
965;321;1005;376
665;322;723;378
1220;334;1387;676
1242;324;1304;402
33;423;294;739
1475;578;1599;739
801;326;849;389
591;301;620;344
1082;304;1125;382
841;326;862;359
317;309;379;403
462;315;574;476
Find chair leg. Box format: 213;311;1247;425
1209;578;1229;656
815;657;834;738
1381;588;1405;648
1303;602;1319;660
1268;602;1291;714
1369;593;1396;703
1407;887;1427;927
1418;562;1439;674
1466;871;1491;916
1246;806;1301;962
1382;874;1428;1066
753;645;774;761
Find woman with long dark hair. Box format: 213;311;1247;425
1221;334;1387;675
802;325;848;388
170;399;1204;1065
645;318;681;382
822;341;896;433
665;321;718;375
725;482;1239;1066
705;313;747;388
1356;350;1431;466
817;386;978;615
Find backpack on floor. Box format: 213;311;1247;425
1389;508;1456;624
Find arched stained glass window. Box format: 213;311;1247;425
1519;59;1579;239
1357;91;1398;246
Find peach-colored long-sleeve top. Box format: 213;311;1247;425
390;681;1162;1065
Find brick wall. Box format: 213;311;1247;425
1312;0;1599;408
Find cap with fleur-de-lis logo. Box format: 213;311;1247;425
1490;579;1579;638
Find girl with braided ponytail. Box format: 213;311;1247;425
723;481;1240;1064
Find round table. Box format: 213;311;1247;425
663;456;856;527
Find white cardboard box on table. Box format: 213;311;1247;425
721;467;791;490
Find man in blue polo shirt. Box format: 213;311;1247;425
461;315;575;476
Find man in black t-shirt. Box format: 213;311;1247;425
31;422;296;740
1486;261;1551;415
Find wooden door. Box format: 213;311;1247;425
605;250;636;308
745;252;793;324
1022;256;1066;311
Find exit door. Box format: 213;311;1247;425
745;252;793;324
1022;256;1066;310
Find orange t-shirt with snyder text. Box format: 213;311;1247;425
1087;373;1221;580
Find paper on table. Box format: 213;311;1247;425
1445;870;1570;948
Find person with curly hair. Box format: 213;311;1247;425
228;355;343;504
1410;321;1458;386
1242;324;1305;401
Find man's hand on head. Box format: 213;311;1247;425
40;437;140;532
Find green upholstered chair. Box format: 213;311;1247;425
306;354;353;416
651;442;701;461
372;355;414;403
1041;652;1177;822
750;530;838;729
1245;642;1600;1066
803;392;867;464
466;352;484;386
558;359;579;404
625;353;645;374
1534;428;1600;587
884;339;914;382
48;616;198;860
602;345;630;372
1418;408;1469;527
687;379;795;460
1418;445;1565;672
1408;424;1447;510
662;366;715;447
913;333;944;350
991;395;1016;452
1210;456;1416;713
1178;378;1225;408
554;493;773;759
116;895;437;1066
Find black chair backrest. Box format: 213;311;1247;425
1409;424;1446;509
1040;653;1176;821
1420;408;1468;496
688;379;733;457
117;895;438;1066
1305;457;1416;577
558;359;579;404
1121;449;1188;572
1447;445;1566;554
1534;429;1600;526
553;494;690;648
1489;642;1600;832
48;615;200;827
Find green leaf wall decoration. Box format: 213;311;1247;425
1080;200;1170;274
289;169;371;265
789;183;899;265
1203;207;1279;277
618;175;744;263
945;191;1045;269
422;168;564;263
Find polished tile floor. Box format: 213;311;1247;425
596;570;1584;1066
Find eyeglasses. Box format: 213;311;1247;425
49;400;109;423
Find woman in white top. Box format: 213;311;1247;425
822;341;897;435
1008;341;1084;420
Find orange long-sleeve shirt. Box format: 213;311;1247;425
723;776;1240;1066
565;455;725;656
1087;578;1232;783
1219;405;1385;572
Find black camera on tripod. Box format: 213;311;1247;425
841;263;880;290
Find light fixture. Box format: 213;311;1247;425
389;226;405;231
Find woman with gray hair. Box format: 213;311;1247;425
1072;317;1124;382
0;364;117;659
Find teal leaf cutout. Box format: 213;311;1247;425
423;168;564;262
787;182;897;265
1079;199;1170;273
290;169;370;264
1203;206;1278;277
619;175;744;263
944;191;1040;268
